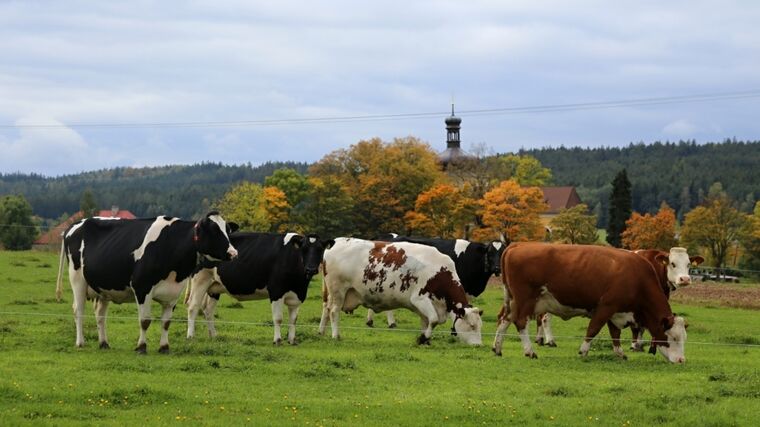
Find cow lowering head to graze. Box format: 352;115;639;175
492;243;688;363
318;238;483;345
55;212;238;353
365;235;506;329
186;233;334;345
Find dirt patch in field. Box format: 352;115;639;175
671;282;760;310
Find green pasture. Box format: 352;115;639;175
1;250;759;426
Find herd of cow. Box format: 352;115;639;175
54;211;704;364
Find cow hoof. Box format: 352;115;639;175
135;343;147;354
388;323;397;329
99;341;110;350
525;352;538;359
536;337;545;346
491;347;502;357
547;341;557;348
416;334;431;345
631;346;644;352
274;338;282;346
76;342;85;348
289;339;298;346
366;319;374;327
158;345;170;354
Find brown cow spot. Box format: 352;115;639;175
381;246;407;270
400;271;418;292
321;260;328;276
368;242;388;264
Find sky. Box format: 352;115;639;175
1;1;759;176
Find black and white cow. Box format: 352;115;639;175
185;232;334;345
367;234;506;328
55;212;238;353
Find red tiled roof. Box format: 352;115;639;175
540;187;583;214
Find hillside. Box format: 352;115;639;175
521;139;760;225
0;161;308;220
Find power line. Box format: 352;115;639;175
2;90;759;130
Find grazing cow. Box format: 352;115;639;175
318;238;483;345
532;247;704;350
186;233;334;345
367;235;506;328
55;212;238;353
492;243;688;363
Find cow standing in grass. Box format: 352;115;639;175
56;212;238;353
319;238;483;345
186;233;334;345
367;235;505;329
492;243;688;363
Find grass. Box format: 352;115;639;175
1;250;759;426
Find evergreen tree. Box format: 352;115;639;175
80;189;98;218
606;169;632;247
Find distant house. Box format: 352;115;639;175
539;186;583;226
33;206;136;249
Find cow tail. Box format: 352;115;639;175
184;275;193;305
55;239;67;302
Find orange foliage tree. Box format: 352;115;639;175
404;184;476;238
621;203;678;250
263;186;291;233
474;179;547;241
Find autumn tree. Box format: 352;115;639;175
681;185;748;268
621;203;678;250
475;179;547;242
262;186;291;233
0;195;37;250
549;203;598;244
740;201;760;269
607;169;632;247
216;182;270;231
309;136;445;237
299;176;355;237
264;168;310;208
404;184;476;238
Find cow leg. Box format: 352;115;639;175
366;309;375;327
284;292;301;345
579;306;615;357
607;322;627;360
271;297;285;345
542;313;557;347
492;302;511;356
514;298;538;359
318;295;330;336
69;268;88;348
202;294;219;338
386;311;397;328
409;294;438;344
94;298;110;349
135;298;152;354
186;270;213;339
535;315;545;346
156;303;174;354
327;289;347;340
630;327;645;352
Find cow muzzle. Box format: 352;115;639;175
305;267;318;276
227;246;239;260
676;275;691;286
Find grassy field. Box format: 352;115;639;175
1;250;759;426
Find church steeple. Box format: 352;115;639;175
438;103;471;168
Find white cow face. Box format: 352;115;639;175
658;316;687;364
453;307;483;346
656;247;704;288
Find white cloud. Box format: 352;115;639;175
662;119;698;136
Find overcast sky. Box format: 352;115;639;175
1;1;759;176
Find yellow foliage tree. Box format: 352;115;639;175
475;179;547;241
404;184;476;238
263;186;291;233
549;203;599;244
681;191;748;268
621;203;678;250
216;182;269;231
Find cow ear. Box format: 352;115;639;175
477;308;484;316
324;239;335;250
227;222;239;233
655;253;669;266
690;256;704;266
290;235;304;248
499;233;509;245
662;316;675;331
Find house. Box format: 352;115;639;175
33;206;136;250
539;186;583;226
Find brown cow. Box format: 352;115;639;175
492;243;688;363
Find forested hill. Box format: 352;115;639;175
521;139;760;225
0;162;308;220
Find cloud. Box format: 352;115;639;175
662;119;698;137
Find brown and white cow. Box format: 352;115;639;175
318;237;483;345
492;243;688;363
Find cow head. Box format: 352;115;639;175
284;233;335;277
452;307;483;346
655;247;704;289
654;315;687;364
485;241;506;276
194;212;239;262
